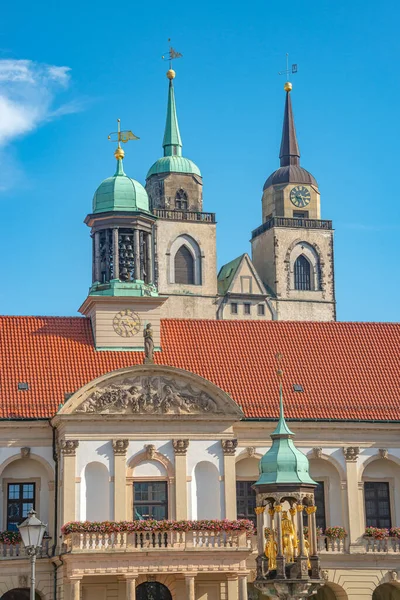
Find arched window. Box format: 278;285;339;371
175;189;188;210
174;246;195;284
136;582;172;600
294;255;311;290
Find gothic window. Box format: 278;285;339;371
7;483;35;531
133;481;168;520
174;246;195;284
294;255;311;290
236;481;256;526
175;189;188;210
364;482;391;528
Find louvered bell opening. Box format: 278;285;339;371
174;246;194;285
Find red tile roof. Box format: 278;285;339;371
0;316;399;421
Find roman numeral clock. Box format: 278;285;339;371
290;185;311;208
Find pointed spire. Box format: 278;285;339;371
279;82;300;167
271;381;294;437
163;71;182;157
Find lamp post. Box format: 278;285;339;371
18;510;47;600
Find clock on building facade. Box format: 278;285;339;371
113;309;141;337
290;185;311;208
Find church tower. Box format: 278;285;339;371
146;69;217;319
251;82;336;321
79;129;166;350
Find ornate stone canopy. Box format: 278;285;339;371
55;364;243;421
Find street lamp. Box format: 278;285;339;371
18;510;47;600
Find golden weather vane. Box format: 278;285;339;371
108;119;139;145
162;38;183;70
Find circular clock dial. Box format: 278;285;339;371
290;185;311;208
113;309;141;337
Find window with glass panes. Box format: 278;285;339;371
236;481;256;525
133;482;168;520
303;481;326;531
364;482;391;528
7;483;35;531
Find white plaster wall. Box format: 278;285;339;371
309;458;343;527
82;462;111;522
193;461;221;520
187;441;223;520
134;461;167;477
77;441;113;521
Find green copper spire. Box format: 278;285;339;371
255;365;317;486
162;74;182;157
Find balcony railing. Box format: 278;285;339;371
317;535;347;553
0;538;51;560
363;536;400;553
153;209;216;223
251;216;333;239
63;530;250;553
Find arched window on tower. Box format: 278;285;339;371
294;255;311;290
175;189;188;210
174;246;195;284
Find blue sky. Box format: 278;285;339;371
0;0;398;321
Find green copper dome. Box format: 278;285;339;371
147;155;201;178
255;386;317;486
93;159;149;214
146;77;201;179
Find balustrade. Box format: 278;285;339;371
153;209;216;223
0;538;50;559
62;529;249;553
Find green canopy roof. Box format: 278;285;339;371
255;385;317;486
93;158;149;214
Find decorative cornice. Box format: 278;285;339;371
221;439;238;455
173;439;189;455
343;446;359;462
112;439;129;455
59;440;79;456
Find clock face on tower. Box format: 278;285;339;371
290;185;311;208
113;309;141;337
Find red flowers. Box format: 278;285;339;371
61;519;255;535
0;531;22;545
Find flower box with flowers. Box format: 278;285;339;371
62;519;255;536
364;527;389;540
0;531;22;545
325;526;347;540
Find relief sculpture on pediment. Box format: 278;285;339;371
76;376;219;415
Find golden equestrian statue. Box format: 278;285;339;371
281;510;298;563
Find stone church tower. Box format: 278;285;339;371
146;69;217;319
251;82;336;321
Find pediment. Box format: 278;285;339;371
57;364;243;420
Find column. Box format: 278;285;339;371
255;507;265;555
226;576;239;600
94;232;101;282
145;233;153;283
112;228;119;280
185;575;195;600
112;439;128;520
306;506;318;555
289;506;297;557
221;440;238;519
70;578;81;600
173;439;189;520
126;577;136;600
134;229;140;281
59;440;79;526
238;575;248;600
274;504;285;579
297;504;306;555
343;447;363;547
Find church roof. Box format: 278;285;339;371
1;317;400;422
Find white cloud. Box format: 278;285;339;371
0;59;76;147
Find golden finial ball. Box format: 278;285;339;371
114;147;125;160
167;69;176;80
284;81;293;92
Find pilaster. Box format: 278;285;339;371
185;575;196;600
227;575;239;600
59;440;79;525
221;439;238;519
343;447;363;547
173;439;189;520
113;439;129;520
